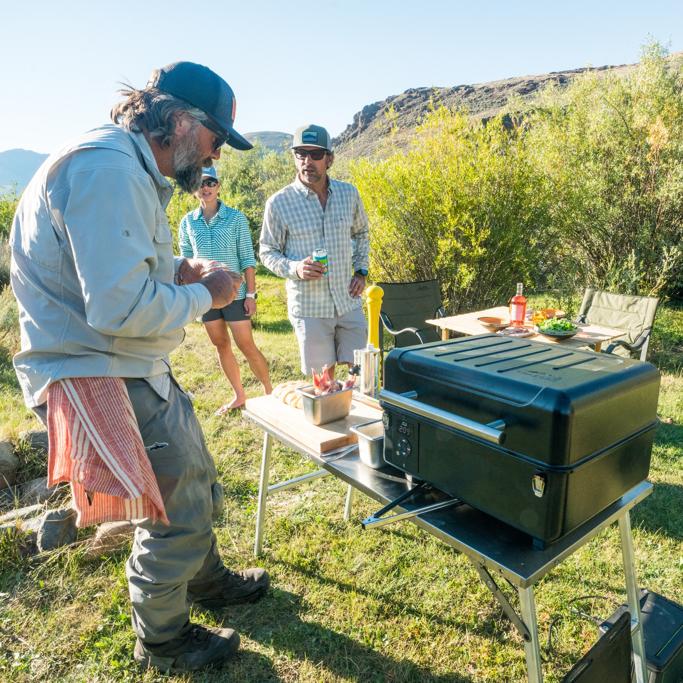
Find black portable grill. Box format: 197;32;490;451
379;334;660;547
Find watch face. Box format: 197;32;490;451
356;269;368;277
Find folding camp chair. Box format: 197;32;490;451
377;280;446;349
576;288;659;361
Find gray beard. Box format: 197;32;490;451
173;125;207;193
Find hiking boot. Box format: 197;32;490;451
188;567;270;609
134;623;240;672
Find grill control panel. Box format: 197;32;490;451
383;410;420;473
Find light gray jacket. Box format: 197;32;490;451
10;124;211;407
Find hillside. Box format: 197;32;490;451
0;149;48;194
332;61;645;158
244;131;292;153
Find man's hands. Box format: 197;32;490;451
178;258;225;284
295;257;366;297
348;273;366;298
179;258;242;309
296;256;326;280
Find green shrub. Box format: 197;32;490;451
350;43;683;306
0;284;19;354
0;194;18;242
525;43;683;298
351;108;554;312
166;143;293;248
0;241;9;289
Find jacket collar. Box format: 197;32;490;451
128;129;174;208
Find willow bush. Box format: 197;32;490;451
0;195;19;288
350;108;554;312
351;44;683;309
525;44;683;298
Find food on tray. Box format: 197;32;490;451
272;380;308;409
498;326;535;337
312;366;355;396
538;318;577;333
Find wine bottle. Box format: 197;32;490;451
509;283;527;327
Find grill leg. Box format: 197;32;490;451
518;586;543;683
254;432;272;556
619;511;648;683
343;484;354;521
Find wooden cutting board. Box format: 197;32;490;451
245;394;382;454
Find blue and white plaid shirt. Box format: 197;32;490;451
178;201;256;300
259;176;369;318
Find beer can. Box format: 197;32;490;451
312;248;328;275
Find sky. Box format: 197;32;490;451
1;0;682;154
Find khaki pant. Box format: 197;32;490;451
124;378;224;645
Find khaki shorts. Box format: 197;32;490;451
289;307;367;374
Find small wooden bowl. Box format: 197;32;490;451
478;316;508;331
542;308;566;319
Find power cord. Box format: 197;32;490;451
546;594;617;658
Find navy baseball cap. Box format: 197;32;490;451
147;61;253;151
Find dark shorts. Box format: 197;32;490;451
202;299;250;323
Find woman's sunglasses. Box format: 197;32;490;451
201;178;219;188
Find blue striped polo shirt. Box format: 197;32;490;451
178;201;256;300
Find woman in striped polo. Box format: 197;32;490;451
179;167;272;414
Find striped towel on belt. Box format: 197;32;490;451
47;377;169;527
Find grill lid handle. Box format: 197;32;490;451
379;389;506;445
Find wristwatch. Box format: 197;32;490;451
245;292;258;300
355;269;368;277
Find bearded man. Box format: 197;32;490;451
10;62;269;673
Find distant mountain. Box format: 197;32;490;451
244;131;292;153
332;57;676;158
0;149;48;194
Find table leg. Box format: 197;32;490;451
619;512;648;683
518;586;543;683
254;432;272;557
594;342;603;352
441;328;450;341
343;484;354;521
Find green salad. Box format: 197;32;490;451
538;318;577;332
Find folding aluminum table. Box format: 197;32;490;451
246;403;650;683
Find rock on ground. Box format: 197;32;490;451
19;477;62;505
0;441;19;487
18;430;49;455
37;508;77;552
0;503;43;524
85;521;135;558
0;516;43;557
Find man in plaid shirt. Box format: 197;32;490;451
259;124;370;375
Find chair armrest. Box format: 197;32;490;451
603;328;651;355
436;306;446;319
380;312;424;343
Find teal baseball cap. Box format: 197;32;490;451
201;167;218;179
292;124;332;151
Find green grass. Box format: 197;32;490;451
0;274;681;682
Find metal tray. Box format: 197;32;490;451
296;385;353;425
350;419;384;469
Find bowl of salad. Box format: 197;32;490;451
535;318;579;339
